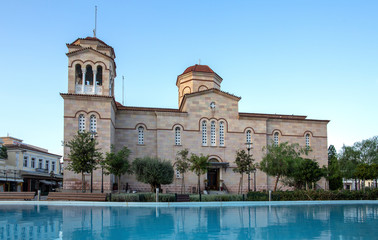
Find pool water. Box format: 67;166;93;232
0;202;377;239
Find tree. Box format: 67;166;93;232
354;136;378;164
175;149;190;194
355;163;370;190
65;131;102;192
233;149;255;194
132;157;174;192
324;145;343;190
260;142;306;191
189;154;209;194
339;145;360;190
297;158;323;190
103;146;132;194
0;145;7;159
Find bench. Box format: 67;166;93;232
0;192;36;200
175;194;190;202
47;192;107;202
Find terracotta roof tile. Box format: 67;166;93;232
66;47;114;60
239;112;307;120
116;102;182;113
5;144;61;157
182;64;214;75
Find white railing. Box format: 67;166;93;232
75;84;103;95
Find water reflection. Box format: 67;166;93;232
0;204;377;239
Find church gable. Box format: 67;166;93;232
180;89;240;120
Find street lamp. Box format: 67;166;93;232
101;164;104;193
90;131;96;193
245;142;252;192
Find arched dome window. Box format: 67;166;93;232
219;121;225;146
78;114;85;132
138;126;144;145
274;132;279;146
202;120;207;146
90;115;97;133
305;133;310;148
211;121;216;146
246;130;251;144
175;127;181;145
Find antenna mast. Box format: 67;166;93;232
93;6;97;37
122;76;125;105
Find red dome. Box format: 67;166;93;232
182;64;214;75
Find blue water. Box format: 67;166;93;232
0;202;377;239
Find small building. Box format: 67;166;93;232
0;136;62;193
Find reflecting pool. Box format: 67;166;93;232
0;202;377;239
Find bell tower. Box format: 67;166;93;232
66;37;116;96
61;37;117;192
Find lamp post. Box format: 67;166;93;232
90;131;96;193
101;165;104;193
246;142;252;192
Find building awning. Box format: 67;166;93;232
0;177;24;183
40;180;56;185
21;170;63;181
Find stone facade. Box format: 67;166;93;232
62;37;329;193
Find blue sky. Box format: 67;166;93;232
0;1;377;156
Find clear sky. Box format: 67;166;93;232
0;1;377;156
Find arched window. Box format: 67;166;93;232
219;121;225;146
202;120;207;146
211;121;216;146
96;66;103;86
246;130;251;144
85;65;93;85
90;115;97;133
175;127;181;145
274;132;279;146
75;64;83;84
138;126;144;145
305;134;310;148
78;114;85;132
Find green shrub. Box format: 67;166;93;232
189;194;243;202
109;189;378;202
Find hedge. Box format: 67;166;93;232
247;189;378;201
109;189;378;202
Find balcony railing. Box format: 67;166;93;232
75;84;103;95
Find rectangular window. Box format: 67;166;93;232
211;121;216;146
202;121;207;146
219;122;225;146
45;160;49;171
176;169;181;179
52;162;56;172
39;159;43;169
23;156;28;167
31;158;36;168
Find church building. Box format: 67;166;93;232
61;37;329;193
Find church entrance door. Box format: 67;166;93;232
207;168;219;190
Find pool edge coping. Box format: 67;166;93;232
0;200;377;207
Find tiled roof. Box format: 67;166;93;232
182;64;214;75
5;144;61;158
60;93;114;98
68;37;113;49
116;102;183;113
66;47;114;60
239;112;307;120
184;88;241;100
